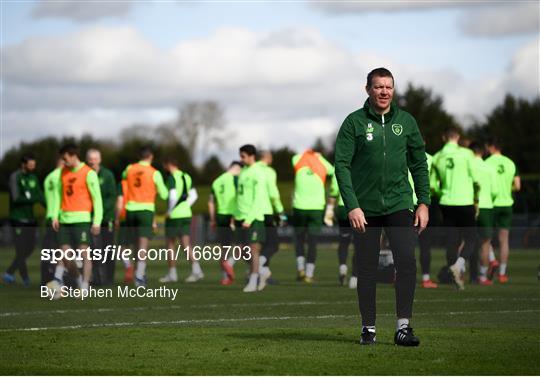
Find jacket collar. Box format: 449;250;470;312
363;99;397;123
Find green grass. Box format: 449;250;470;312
0;244;539;375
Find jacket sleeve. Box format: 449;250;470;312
406;117;431;206
334;116;360;212
267;168;284;214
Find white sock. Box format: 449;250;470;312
77;276;83;288
260;266;270;276
248;273;258;286
397;318;409;330
259;255;267;270
339;264;347;275
500;263;507;275
169;267;177;280
422;274;430;282
81;280;89;291
306;263;315;278
362;325;376;333
191;261;202;275
296;256;305;272
123;258;131;269
54;265;65;282
479;266;488;277
227;257;237;267
455;257;466;272
136;261;146;280
489;247;496;262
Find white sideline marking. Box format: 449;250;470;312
1;297;539;318
1;309;539;332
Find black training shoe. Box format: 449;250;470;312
360;328;376;345
394;326;420;347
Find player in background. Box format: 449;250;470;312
235;144;267;293
41;157;64;285
329;174;357;288
3;153;44;286
292;149;335;283
208;161;243;285
50;144;103;295
256;151;287;290
469;142;500;285
431;127;478;290
122;146;168;287
115;179;134;284
160;157;202;283
86;149;117;286
485;138;521;283
409;152;438;288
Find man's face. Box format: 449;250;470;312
23;160;36;172
240;152;254;166
366;75;394;113
62;153;78;168
163;163;174;173
230;165;242;176
86;152;101;170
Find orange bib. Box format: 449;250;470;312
126;163;156;204
294;150;328;184
61;164;93;212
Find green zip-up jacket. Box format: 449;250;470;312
211;172;237;216
9;169;44;222
235;163;266;224
97;166;117;223
256;161;284;215
335;100;430;217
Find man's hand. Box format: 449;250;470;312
152;219;158;233
348;208;367;233
242;221;251;229
414;204;429;234
91;224;101;236
52;219;60;232
323;204;335;227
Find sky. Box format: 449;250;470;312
1;0;539;164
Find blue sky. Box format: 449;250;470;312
1;1;538;162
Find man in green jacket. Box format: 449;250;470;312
86;148;117;285
3;153;44;286
335;68;429;347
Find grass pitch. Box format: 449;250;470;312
0;244;539;375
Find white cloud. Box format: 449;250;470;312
312;2;539;37
31;1;134;22
458;3;539;37
2;26;538;159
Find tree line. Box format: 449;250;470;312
1;86;539;192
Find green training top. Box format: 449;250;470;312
257;161;284;215
54;163;103;226
44;167;61;220
211;172;237;216
9;169;43;222
292;153;334;211
485;154;517;207
409;153;433;206
167;170;193;219
431;142;477;206
97;166;117;223
473;156;500;209
235;163;266;224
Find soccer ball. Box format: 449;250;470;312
45;280;62;300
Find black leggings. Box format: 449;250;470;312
6;221;37;280
261;215;279;267
439;205;477;266
353;210;417;326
